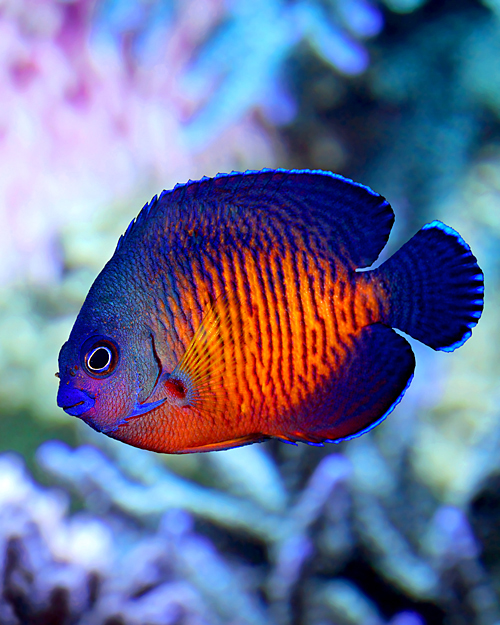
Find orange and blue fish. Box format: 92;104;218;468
57;169;484;453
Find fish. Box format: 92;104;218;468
56;169;484;453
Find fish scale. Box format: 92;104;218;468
150;242;383;447
57;169;484;454
138;236;372;448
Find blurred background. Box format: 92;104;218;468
0;0;499;623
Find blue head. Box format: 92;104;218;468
57;259;161;434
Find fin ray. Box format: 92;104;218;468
163;295;241;414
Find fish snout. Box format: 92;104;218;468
57;385;95;417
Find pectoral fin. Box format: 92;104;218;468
131;295;242;419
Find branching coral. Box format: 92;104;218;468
29;438;499;624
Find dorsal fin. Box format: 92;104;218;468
115;195;158;253
114;169;394;268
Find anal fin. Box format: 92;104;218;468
285;324;415;444
177;433;269;453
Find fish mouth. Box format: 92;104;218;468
57;386;95;417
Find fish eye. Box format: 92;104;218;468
81;336;119;378
87;346;112;371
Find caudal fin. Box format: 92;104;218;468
372;220;484;351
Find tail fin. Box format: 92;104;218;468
372;221;484;351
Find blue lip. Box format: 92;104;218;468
57;386;95;417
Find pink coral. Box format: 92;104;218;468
0;0;275;285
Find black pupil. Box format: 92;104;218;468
88;347;111;371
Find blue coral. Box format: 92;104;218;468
93;0;383;148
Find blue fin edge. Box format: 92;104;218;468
323;372;415;445
163;168;383;200
422;220;484;353
276;371;415;448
